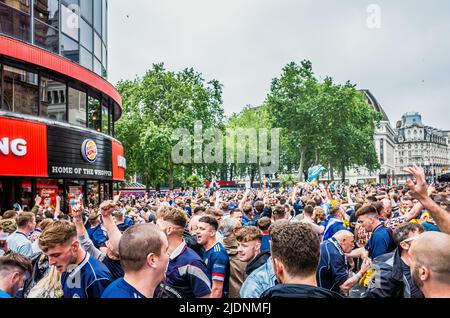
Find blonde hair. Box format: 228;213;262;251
27;266;63;298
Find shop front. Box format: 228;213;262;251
0;115;126;214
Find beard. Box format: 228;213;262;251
411;264;424;289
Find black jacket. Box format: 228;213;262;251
364;248;423;298
246;251;271;276
260;284;343;299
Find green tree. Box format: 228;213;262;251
115;63;224;189
266;60;381;182
225;105;272;186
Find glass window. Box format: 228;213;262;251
79;46;93;70
102;43;107;65
60;33;79;63
34;0;59;27
68;86;86;127
34;18;59;53
93;58;101;76
88;95;100;131
61;3;79;40
37;179;63;212
79;17;92;51
101;66;107;79
94;31;101;59
19;179;33;211
2;65;38;115
102;101;109;134
0;0;31;14
0;2;31;42
40;76;67;121
80;0;92;23
93;0;101;34
101;0;106;40
87;180;99;206
66;180;84;215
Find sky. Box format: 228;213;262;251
108;0;450;131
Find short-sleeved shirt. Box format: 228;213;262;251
166;241;211;298
6;231;33;258
365;224;396;259
102;278;145;298
202;242;230;297
61;253;113;298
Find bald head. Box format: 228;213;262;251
410;232;450;285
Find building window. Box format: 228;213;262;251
102;100;109;134
60;33;79;63
61;3;79;41
380;139;384;164
68;86;87;127
0;2;31;42
80;45;93;70
34;0;59;27
2;65;38;116
80;17;93;52
40;76;67;121
88;95;100;131
80;0;92;23
34;18;59;53
93;0;101;35
0;0;31;14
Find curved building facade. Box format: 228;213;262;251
0;0;125;213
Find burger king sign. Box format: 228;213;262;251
81;139;98;163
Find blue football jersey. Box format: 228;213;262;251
61;253;113;298
202;242;230;297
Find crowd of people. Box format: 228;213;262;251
1;165;450;299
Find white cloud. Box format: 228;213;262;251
108;0;450;129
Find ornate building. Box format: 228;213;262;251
394;113;449;183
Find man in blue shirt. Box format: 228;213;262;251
0;253;32;298
87;211;107;249
156;207;211;298
39;220;112;298
196;216;230;298
102;223;170;298
317;231;372;295
322;205;349;241
350;205;396;259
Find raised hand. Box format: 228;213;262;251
35;195;42;206
404;165;429;201
99;200;116;218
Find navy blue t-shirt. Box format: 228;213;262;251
166;241;211;298
87;224;107;249
261;233;270;253
202;242;230;298
61;253;113;298
317;238;348;293
365;224;396;259
102;278;145;298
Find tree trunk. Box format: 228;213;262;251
168;160;174;190
330;165;335;182
298;147;306;182
230;164;234;181
341;161;346;184
250;167;256;188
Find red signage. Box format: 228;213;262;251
112;140;126;181
0;118;48;177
